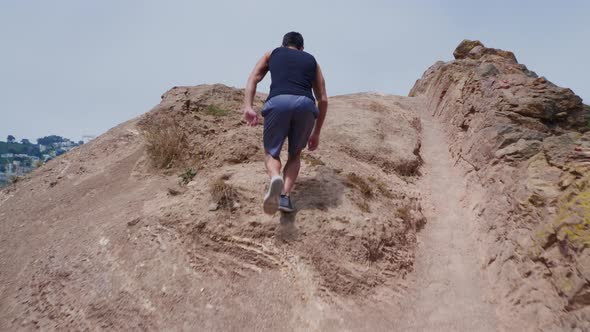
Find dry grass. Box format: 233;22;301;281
368;176;395;199
410;117;422;132
210;176;238;209
203;105;231;117
394;159;421;177
345;173;372;198
396;206;412;224
142;120;187;169
167;187;182;196
9;175;20;185
356;200;370;213
301;153;325;166
368;101;388;113
396;201;425;230
363;237;385;262
345;173;374;213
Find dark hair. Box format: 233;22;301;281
282;32;304;49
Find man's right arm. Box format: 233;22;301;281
309;64;328;151
243;51;271;126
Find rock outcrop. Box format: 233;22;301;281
411;40;590;330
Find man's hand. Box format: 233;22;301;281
308;131;320;151
243;107;259;126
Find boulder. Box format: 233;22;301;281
453;39;484;59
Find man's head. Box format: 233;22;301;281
282;32;304;50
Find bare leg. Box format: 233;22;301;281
265;153;281;178
283;152;301;195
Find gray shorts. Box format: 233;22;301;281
261;94;318;158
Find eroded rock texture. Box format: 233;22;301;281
411;39;590;331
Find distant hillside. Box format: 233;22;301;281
0;141;39;156
0;136;83;186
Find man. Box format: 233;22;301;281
243;31;328;214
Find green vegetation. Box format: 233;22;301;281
179;168;197;186
0;141;40;156
0;135;80;188
37;135;65;145
204;105;231;117
1;135;79;159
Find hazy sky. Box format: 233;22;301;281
1;0;588;142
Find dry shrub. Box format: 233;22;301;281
210;176;238;209
341;145;421;177
142;120;187;168
346;173;374;213
9;175;20;184
167;187;182;196
397;206;411;224
363;237;385;262
356;200;370;213
345;173;372;198
368;101;388;113
178;168;197;186
410;117;422;132
394;159;421;177
301;153;325;166
368;176;395;199
397;201;426;231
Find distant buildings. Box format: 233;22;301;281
0;135;86;187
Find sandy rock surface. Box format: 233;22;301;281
411;39;590;331
0;85;426;331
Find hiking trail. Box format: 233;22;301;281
396;102;498;331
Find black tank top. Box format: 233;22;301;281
267;47;317;102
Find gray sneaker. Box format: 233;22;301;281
263;176;284;215
279;194;295;213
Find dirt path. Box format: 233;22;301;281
397;106;498;331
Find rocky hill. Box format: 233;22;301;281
411;40;590;330
0;85;426;330
0;41;588;331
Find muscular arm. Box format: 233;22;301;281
307;64;327;151
312;64;328;134
243;51;271;110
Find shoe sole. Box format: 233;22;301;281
263;177;284;215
